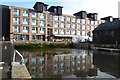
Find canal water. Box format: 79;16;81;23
19;48;119;79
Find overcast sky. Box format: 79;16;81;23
1;0;119;19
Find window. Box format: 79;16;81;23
40;66;45;71
32;28;38;33
61;29;65;34
13;26;20;32
32;19;38;26
61;22;65;28
13;18;20;24
54;29;59;34
23;10;29;17
82;31;86;36
77;24;81;29
40;20;46;26
87;26;90;30
77;30;81;35
54;16;59;21
32;12;38;18
67;24;71;28
23;26;29;33
43;6;47;12
23;18;29;25
54;22;59;28
72;18;76;22
32;58;37;64
91;26;94;30
81;19;86;24
77;19;80;23
91;21;94;25
40;58;45;64
82;25;86;30
48;21;53;27
40;28;45;34
48;14;53;20
61;16;65;21
87;19;90;24
72;24;76;28
40;13;46;19
95;21;98;25
66;30;71;34
13;8;20;16
71;30;76;35
67;17;71;22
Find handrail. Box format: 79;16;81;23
12;50;24;65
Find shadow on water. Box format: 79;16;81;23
93;50;120;78
19;48;119;79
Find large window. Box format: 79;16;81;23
23;26;29;33
32;27;38;33
72;18;76;22
23;10;29;17
32;19;38;26
67;17;71;22
13;26;20;33
13;8;20;16
54;22;59;28
77;19;80;23
54;29;59;35
40;20;46;26
61;22;65;28
77;24;81;29
40;13;46;19
32;12;38;18
87;26;90;30
13;18;20;24
23;18;29;25
72;24;76;29
66;30;71;35
82;25;86;30
81;19;86;24
67;24;71;28
61;16;65;21
77;30;81;35
54;16;59;21
71;30;76;35
40;28;45;34
61;29;65;34
82;31;86;36
48;21;53;27
91;21;94;25
48;14;53;20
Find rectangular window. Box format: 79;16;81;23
77;19;80;23
32;19;38;26
48;14;53;20
54;15;59;20
61;16;65;21
13;8;20;16
40;28;45;34
40;13;46;19
87;26;90;30
67;17;71;22
82;31;86;36
72;24;76;28
32;27;38;33
23;26;29;33
61;22;65;28
54;29;59;35
13;26;20;33
91;21;94;25
87;19;90;24
54;22;59;28
81;19;86;24
82;25;86;30
77;30;81;35
77;24;81;29
71;30;76;35
23;10;29;17
32;12;38;18
23;18;29;25
61;29;65;34
40;20;46;26
13;18;20;24
72;18;76;22
48;21;53;27
67;24;71;28
66;30;71;34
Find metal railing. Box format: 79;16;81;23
12;50;24;65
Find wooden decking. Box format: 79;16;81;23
92;47;120;52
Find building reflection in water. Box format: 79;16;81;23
21;49;97;78
93;50;120;78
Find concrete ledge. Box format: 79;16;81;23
12;64;31;79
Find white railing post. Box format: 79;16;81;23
12;50;16;65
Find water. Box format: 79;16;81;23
19;48;119;79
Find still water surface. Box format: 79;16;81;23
19;48;119;79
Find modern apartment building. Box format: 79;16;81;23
1;2;105;42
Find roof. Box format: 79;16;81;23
93;20;120;31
